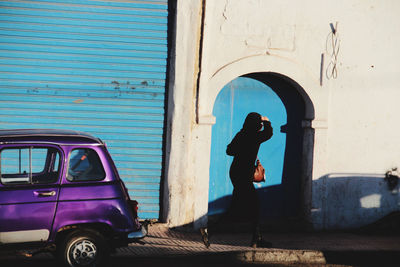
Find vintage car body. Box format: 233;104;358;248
0;129;146;266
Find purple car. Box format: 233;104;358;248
0;129;147;266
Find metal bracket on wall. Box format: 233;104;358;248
385;168;399;191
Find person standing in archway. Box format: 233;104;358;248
201;112;273;248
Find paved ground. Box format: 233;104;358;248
120;224;400;265
1;223;400;266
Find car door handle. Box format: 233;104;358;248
34;191;56;197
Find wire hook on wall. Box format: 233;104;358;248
326;22;340;80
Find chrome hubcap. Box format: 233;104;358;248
69;239;97;266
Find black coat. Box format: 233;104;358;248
226;120;273;183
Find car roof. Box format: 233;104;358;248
0;129;103;145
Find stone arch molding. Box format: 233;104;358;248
197;54;318;124
193;54;322;228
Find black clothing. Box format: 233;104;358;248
229;118;272;240
202;113;273;248
226;119;272;222
227;120;273;181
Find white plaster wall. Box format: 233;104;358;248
166;0;400;229
162;0;202;226
313;0;400;229
325;1;400;173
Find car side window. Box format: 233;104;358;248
67;148;105;182
0;147;61;185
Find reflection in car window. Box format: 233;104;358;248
0;147;61;185
67;148;105;182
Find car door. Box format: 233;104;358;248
0;145;62;245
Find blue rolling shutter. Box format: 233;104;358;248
0;0;168;219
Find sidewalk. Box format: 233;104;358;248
2;223;399;265
118;223;400;265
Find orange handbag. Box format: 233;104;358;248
253;158;266;183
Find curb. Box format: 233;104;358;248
126;249;327;265
237;249;326;264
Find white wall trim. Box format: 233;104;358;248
197;54;322;122
198;115;216;125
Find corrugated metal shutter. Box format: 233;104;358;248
0;0;168;220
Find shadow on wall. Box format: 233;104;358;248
206;173;399;231
312;174;400;230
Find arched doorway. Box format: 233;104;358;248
208;73;307;224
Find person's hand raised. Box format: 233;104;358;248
261;116;269;121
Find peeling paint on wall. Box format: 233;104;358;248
73;99;84;104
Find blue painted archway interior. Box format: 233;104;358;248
208;76;287;216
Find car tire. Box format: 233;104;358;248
57;229;110;267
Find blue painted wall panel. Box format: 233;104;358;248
0;0;168;220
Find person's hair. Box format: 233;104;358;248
242;112;261;132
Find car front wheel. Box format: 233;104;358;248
58;229;109;267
